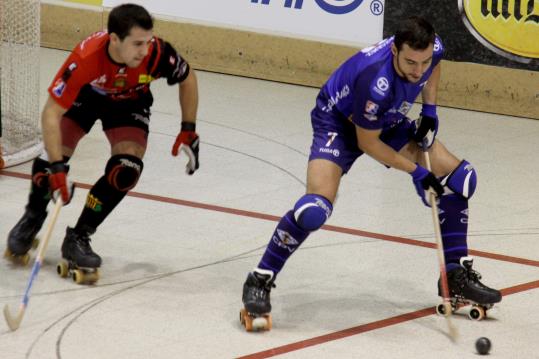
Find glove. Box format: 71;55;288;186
413;104;438;148
48;161;74;204
171;122;200;175
410;164;444;207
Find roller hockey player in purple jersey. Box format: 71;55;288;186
240;16;501;330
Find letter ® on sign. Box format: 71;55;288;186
459;0;539;63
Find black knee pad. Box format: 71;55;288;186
105;154;144;192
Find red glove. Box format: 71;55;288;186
48;161;73;204
171;122;200;175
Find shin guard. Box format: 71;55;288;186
258;210;309;275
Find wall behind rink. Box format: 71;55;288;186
40;1;538;119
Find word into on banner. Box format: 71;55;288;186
251;0;383;15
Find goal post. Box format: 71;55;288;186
0;0;43;169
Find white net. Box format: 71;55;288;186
0;0;43;168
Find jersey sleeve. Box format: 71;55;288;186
47;51;89;109
151;39;191;85
432;35;444;67
351;75;390;130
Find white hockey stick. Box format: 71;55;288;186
422;143;458;342
4;198;63;331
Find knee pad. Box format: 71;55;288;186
293;194;333;231
441;160;477;199
105;154;144;192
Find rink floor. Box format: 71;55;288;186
1;47;538;358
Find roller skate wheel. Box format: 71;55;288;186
57;261;69;278
252;317;268;330
73;269;85;284
469;306;485;321
4;248;12;258
240;309;254;331
20;254;30;266
85;270;100;284
31;238;39;249
436;303;452;317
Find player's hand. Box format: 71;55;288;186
171;122;200;175
413;104;438;148
410;164;443;207
48;161;74;205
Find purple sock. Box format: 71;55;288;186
258;210;309;275
438;194;469;267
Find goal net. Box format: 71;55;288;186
0;0;43;169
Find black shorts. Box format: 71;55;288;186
64;85;153;134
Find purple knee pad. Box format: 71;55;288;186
293;194;333;231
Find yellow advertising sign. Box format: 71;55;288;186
63;0;103;5
459;0;539;62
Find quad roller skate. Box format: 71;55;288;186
436;256;502;321
240;269;275;331
4;207;47;265
57;226;101;285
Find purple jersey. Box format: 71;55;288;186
314;36;444;132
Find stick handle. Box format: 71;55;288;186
4;198;63;331
422;144;458;341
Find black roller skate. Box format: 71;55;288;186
240;269;275;331
4;207;47;265
436;256;502;320
57;226;101;285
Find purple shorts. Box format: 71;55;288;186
308;109;415;173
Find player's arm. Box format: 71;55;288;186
41;96;67;163
415;62;441;148
356;125;442;206
42;96;73;204
179;69;198;125
421;62;440;105
355;126;416;173
160;39;200;175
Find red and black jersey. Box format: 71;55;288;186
48;31;190;109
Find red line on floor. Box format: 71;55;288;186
237;279;539;359
2;169;538;269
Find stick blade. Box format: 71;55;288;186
3;304;22;331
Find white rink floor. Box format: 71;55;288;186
1;47;538;359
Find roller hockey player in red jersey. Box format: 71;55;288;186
5;4;200;283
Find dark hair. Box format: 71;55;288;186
108;3;153;40
394;16;435;51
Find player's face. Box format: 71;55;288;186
392;43;434;83
111;26;153;68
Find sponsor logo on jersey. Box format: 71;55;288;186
459;0;539;62
321;84;350;112
365;100;379;114
373;77;389;96
433;38;442;53
138;74;154;84
319;147;340;157
52;79;66;97
91;74;107;87
113;77;126;88
397;101;412;115
272;229;299;253
363;113;378;121
362;37;392;57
